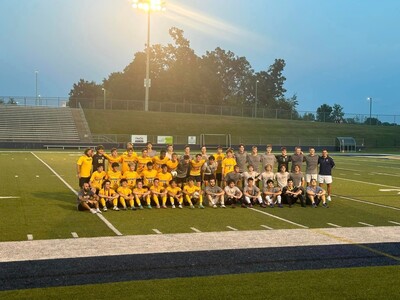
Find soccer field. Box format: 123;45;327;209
0;151;399;298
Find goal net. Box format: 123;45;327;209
200;134;232;149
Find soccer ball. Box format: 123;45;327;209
171;171;177;177
193;192;200;198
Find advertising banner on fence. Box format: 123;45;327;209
157;136;173;144
188;136;197;145
131;135;147;144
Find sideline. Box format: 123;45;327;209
30;152;122;236
335;176;399;189
333;194;400;211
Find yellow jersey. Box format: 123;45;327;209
222;157;236;176
133;187;148;197
99;187;117;198
121;153;138;174
150;185;165;195
142;169;158;186
166;186;182;197
190;159;205;176
122;170;141;189
157;172;173;187
90;170;106;190
152;156;170;172
183;184;200;195
107;170;122;190
117;186;132;197
213;152;225;173
77;155;92;177
166;159;179;171
136;156;152;175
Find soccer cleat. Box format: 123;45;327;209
172;205;176;209
131;206;137;211
278;204;283;208
327;196;332;201
248;203;253;208
213;204;217;208
199;204;205;209
261;203;267;208
103;207;108;212
96;208;102;214
190;205;195;209
147;205;152;209
90;208;96;214
162;205;167;209
122;206;127;210
269;203;274;208
156;205;161;209
241;203;247;208
322;203;329;208
312;203;317;208
139;205;144;210
178;204;183;209
221;204;226;208
231;204;236;208
112;206;119;211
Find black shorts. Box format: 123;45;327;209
191;175;202;183
216;173;222;182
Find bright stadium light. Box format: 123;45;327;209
132;0;166;112
367;97;373;125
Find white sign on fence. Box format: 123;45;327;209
188;136;197;145
131;135;148;144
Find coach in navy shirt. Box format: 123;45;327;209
318;149;335;201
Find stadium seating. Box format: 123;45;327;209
0;105;86;142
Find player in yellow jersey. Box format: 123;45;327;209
190;154;206;187
150;178;165;209
98;180;119;212
105;148;122;171
213;146;225;187
107;162;122;190
142;162;158;188
89;165;106;193
121;148;138;175
122;163;141;190
117;178;135;210
133;180;150;209
136;148;152;175
166;179;183;209
76;148;93;188
222;149;236;184
157;164;173;187
152;150;169;172
183;177;203;209
166;153;179;176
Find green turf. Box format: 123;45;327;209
2;265;399;299
1;151;400;241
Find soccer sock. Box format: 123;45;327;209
146;195;151;205
135;196;141;206
277;195;282;204
185;195;193;205
199;195;203;205
257;196;263;204
119;197;126;208
245;196;251;204
113;198;118;207
100;198;106;207
128;198;134;207
266;196;272;204
153;195;160;207
178;196;183;205
170;197;175;205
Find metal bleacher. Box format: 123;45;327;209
0;105;81;142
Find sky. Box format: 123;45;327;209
1;0;400;118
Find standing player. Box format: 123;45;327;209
146;142;157;158
189;154;206;187
107;162;122;191
105;148;122;171
290;164;305;193
175;155;190;187
305;147;319;186
200;146;209;160
205;178;225;208
92;145;107;172
235;144;249;174
261;144;277;171
202;155;218;186
213;146;225;187
136;148;152;175
247;146;262;173
165;144;174;159
152;150;169;172
242;164;260;188
121;148;138;175
166;153;179;175
221;149;236;184
276;147;291;173
291;146;305;172
76;148;93;188
318;149;335;201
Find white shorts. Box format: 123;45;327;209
318;175;333;184
305;174;318;183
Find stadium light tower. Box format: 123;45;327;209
367;97;372;125
35;70;39;106
102;88;106;110
132;0;166;112
255;80;259;118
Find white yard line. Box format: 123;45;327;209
370;172;400;177
0;196;20;199
388;221;400;226
334;194;400;211
249;208;309;229
71;232;79;238
327;223;342;228
27;234;33;241
190;227;202;233
260;225;273;230
226;226;238;231
152;229;162;234
358;222;374;227
30;152;123;236
335;176;400;189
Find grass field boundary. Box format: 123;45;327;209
248;208;309;229
335;176;399;189
30;152;123;236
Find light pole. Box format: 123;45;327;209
35;71;39;106
367;97;372;125
255;80;259;118
102;88;106;110
132;0;165;112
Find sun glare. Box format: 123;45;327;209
132;0;166;12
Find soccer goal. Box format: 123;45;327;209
200;133;232;149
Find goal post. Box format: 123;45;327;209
200;134;232;149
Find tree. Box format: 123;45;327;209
364;117;381;126
316;104;334;122
68;79;102;108
332;104;345;123
302;112;315;121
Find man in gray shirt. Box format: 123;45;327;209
235;144;249;173
261;144;277;171
247;145;262;173
304;147;319;185
291;146;305;172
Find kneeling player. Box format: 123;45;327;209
98;180;119;211
77;182;101;214
205;177;225;208
117;178;135;210
133;180;151;209
183;177;203;209
166;179;183;209
263;179;282;208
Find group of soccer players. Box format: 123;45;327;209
76;142;335;214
